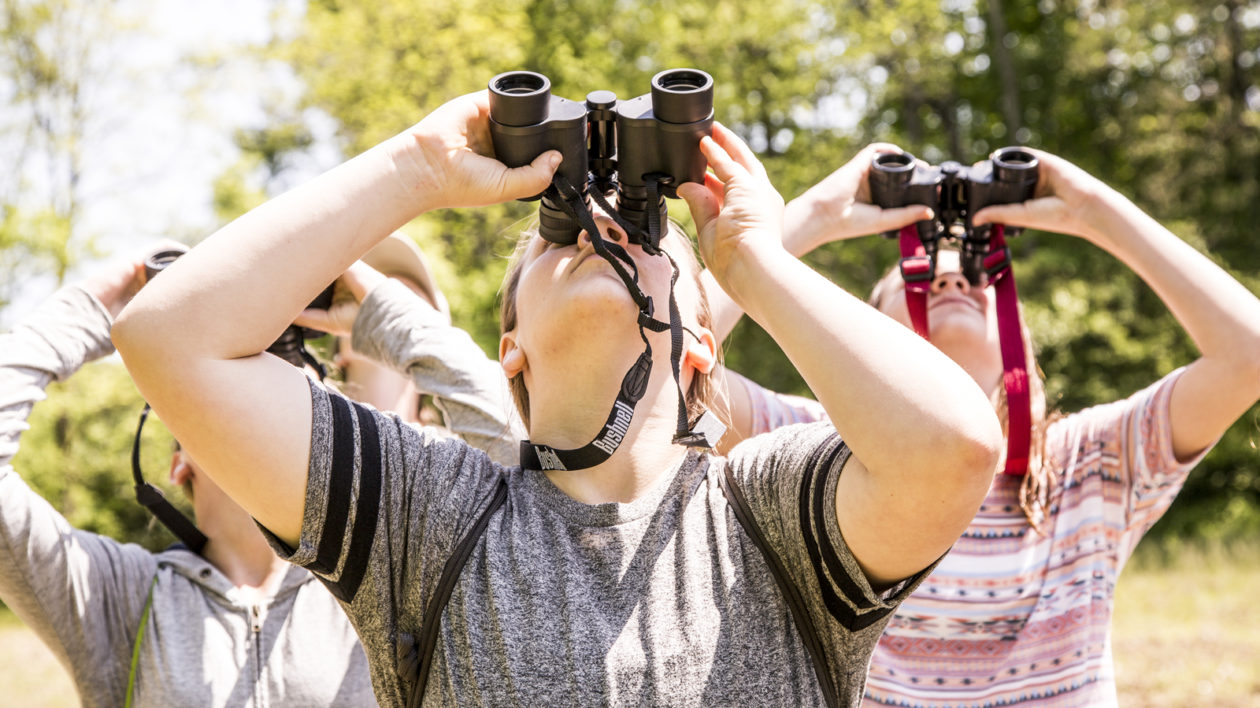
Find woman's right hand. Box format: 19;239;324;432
782;143;934;256
401;91;561;212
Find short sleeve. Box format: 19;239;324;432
1048;368;1213;563
260;378;504;604
730;371;830;438
722;422;936;649
1120;368;1213;553
258;378;508;704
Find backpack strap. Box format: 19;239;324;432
716;461;841;708
406;477;509;708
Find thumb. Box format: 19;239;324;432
497;150;562;201
678;179;722;236
293;307;345;337
973;197;1059;229
871;204;934;234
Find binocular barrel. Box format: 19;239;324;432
488;71;590;197
488;68;714;245
869;145;1040;284
143;248;190;282
869;151;923;209
615;69;714;233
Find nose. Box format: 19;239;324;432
579;214;629;248
931;270;970;295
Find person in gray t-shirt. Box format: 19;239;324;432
114;92;1005;706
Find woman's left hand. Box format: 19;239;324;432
402;91;561;212
294;261;388;338
678;123;785;286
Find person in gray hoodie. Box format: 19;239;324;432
0;238;510;707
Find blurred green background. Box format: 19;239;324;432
1;0;1258;703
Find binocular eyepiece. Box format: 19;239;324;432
869;146;1039;284
488;68;715;247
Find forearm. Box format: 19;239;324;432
0;290;151;666
704;194;829;342
720;243;1001;483
352;280;523;465
114;136;422;369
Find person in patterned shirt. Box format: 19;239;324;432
719;145;1260;706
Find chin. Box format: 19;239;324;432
928;316;990;346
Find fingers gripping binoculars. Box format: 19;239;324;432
488;68;714;248
869;146;1038;285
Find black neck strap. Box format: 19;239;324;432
519;175;725;472
131;404;208;555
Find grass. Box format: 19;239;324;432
0;608;77;707
1112;539;1260;707
0;540;1256;706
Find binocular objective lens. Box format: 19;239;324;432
493;73;548;95
488;71;552;127
873;151;916;172
992;147;1037;169
650;69;714;125
655;70;711;93
143;248;189;281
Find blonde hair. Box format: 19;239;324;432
499;222;722;434
868;255;1058;533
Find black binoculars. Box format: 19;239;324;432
488;68;715;247
143;248;333;369
869;146;1039;284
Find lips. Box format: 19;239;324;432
929;295;984;313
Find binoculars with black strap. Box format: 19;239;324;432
487;68;715;248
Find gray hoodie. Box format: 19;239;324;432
0;286;374;707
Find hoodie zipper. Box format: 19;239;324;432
251;604;264;707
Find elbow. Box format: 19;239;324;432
942;410;1003;505
110;305;145;363
111;299;167;377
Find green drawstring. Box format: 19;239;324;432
125;574;159;708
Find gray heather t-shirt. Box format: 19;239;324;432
265;381;935;707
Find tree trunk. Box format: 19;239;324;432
986;0;1022;140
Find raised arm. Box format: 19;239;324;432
702;144;933;450
0;260;158;689
680;126;1001;587
704;143;934;341
974;149;1260;461
113;92;559;546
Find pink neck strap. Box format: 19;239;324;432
897;224;1031;475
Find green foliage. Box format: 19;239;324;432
10;361;188;552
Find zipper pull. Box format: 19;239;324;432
251;605;261;633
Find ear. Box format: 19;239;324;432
169;451;193;486
682;326;718;375
499;330;527;379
